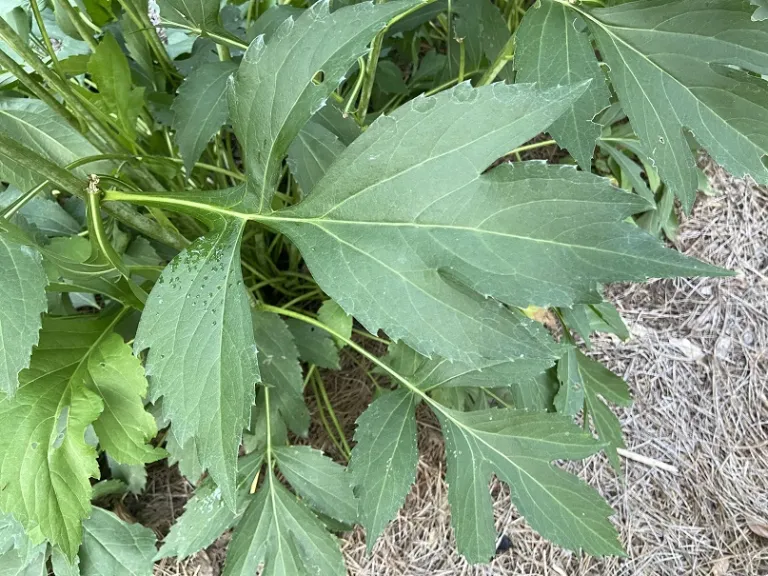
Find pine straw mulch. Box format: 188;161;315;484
148;159;768;576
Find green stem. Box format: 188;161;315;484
508;139;557;156
116;0;177;78
477;32;515;86
53;0;100;52
28;0;65;79
356;32;384;122
0;132;189;250
313;371;351;459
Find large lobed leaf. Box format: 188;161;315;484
576;0;768;211
223;473;346;576
516;0;611;170
229;0;423;212
268;82;724;367
438;408;623;562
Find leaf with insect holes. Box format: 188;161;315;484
0;314;121;559
578;0;768;211
78;508;156;576
516;0;611;170
85;334;166;465
0;230;47;397
349;389;418;552
87;33;144;143
274;445;358;524
0;99;109;192
437;407;624;562
268;82;725;367
251;310;309;436
577;351;632;472
157;453;263;561
173;60;239;174
228;0;423;212
223;473;346;576
134;217;259;509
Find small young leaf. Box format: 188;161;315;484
285;318;340;369
581;0;768;211
274;445;358;524
0;187;81;237
349;390;418;551
576;351;631;471
287;121;347;196
0;230;47;396
516;0;611;170
79;508;156;576
251;310;309;436
157;453;263;560
555;346;584;416
317;299;353;345
172;60;239;174
437;408;623;562
223;473;346;576
87;33;144;142
135;218;259;508
229;0;422;212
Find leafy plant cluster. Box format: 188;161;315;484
0;0;765;573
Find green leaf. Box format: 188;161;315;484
382;341;559;392
286;121;347;196
157;453;263;560
121;3;154;79
165;431;204;483
562;301;630;347
454;0;514;82
135;218;259;508
51;548;81;576
349;390;418;551
87;33;144;142
598;141;655;203
251;310;309;436
107;456;147;495
509;370;558;412
274;445;357;524
577;351;631;472
0;314;121;559
555;346;584;416
0;231;47;396
223;473;345;576
0;187;81;237
268;83;723;366
752;0;768;20
158;0;234;41
0;513;46;575
579;0;768;211
317;299;352;346
246;5;303;43
229;0;422;212
79;508;156;576
437;408;623;562
86;334;165;465
516;0;610;170
0;99;107;192
285;318;340;370
172;60;239;174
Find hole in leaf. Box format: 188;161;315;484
311;70;325;85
